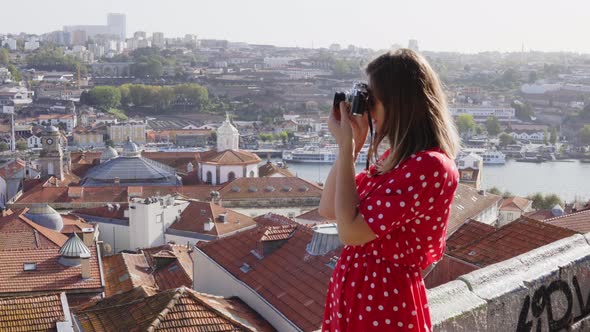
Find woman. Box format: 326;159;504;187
319;49;460;331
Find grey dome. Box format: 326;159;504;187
100;146;119;162
59;233;91;267
44;125;59;134
122;138;141;157
24;204;63;232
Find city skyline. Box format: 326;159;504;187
0;0;589;53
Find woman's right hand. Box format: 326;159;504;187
348;107;369;150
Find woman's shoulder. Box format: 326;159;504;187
399;147;455;173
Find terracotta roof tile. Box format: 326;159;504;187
296;208;331;223
76;287;273;332
445;219;496;252
447;184;502;235
197;221;342;331
0;293;67;331
102;253;155;297
202;149;261;165
448;217;577;267
254;213;297;227
544;209;590;233
259;161;294;177
169;200;256;236
72;204;129;221
218;177;322;201
524;209;557;221
501;196;532;212
260;225;297;241
142;244;194;290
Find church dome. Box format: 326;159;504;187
43;125;59;134
24;204;64;232
100;146;119;163
122;138;141;157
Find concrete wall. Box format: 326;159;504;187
193;248;301;332
96;222;130;254
428;232;590;331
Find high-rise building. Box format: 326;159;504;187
107;13;126;40
134;31;147;39
152;32;165;48
408;39;419;52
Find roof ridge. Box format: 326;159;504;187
545;208;590;222
147;287;186;331
183;288;255;331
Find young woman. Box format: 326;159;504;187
319;49;460;331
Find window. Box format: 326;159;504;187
23;263;37;271
228;171;236;182
249;170;255;177
206;171;212;184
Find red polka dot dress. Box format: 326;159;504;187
322;147;459;332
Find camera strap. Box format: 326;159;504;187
366;111;374;171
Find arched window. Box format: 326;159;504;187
228;171;236;182
249;170;255;177
206;171;212;184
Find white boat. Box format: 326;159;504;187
282;145;369;164
459;148;506;165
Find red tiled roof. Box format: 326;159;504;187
169;201;256;236
0;293;68;331
61;214;94;234
445;219;496;252
218;177;322;200
0;158;26;179
447;184;502;236
202;149;261;165
72;204;129;221
544;209;590;234
260;224;297;241
259;161;294;177
448;217;577;267
0;209;64;250
102;253;155;297
197;222;343;331
142;244;193;291
501;196;532;212
0;247;102;294
76;287;273;331
424;254;479;289
254;213;297;227
296;208;331;223
524;209;557;221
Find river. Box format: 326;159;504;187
281;159;590;202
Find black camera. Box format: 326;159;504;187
333;82;370;116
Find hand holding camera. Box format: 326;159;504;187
330;82;371;152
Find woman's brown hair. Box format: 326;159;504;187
366;49;460;173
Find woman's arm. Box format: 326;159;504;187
318;159;338;220
334;142;376;246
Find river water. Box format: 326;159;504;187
282;160;590;202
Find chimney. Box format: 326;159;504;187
80;252;91;279
306;223;342;256
82;228;94;246
204;218;214;232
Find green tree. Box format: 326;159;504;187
511;101;534;121
0;142;8;152
528;71;538;84
550;128;558;145
0;48;9;65
455;114;476;136
7;64;21;81
499;132;515;146
487;187;501;195
278;131;288;144
527;192;563;210
259;133;273;142
543;128;549;145
81;86;121;110
15;141;27;151
579;125;590;145
485;116;501;136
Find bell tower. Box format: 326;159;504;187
40;125;64;180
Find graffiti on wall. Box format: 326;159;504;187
517;276;589;331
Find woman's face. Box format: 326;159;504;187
369;92;385;135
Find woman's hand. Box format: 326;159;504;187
329;101;369;152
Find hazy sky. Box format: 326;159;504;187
2;0;589;53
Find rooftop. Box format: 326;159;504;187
0;293;70;331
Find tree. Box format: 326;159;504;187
455;114;476;136
487;187;501;195
550;127;558;145
7;64;21;81
15;141;27;151
0;48;9;65
259;133;273;142
527;192;563;210
0;142;8;152
485;116;501;136
499;132;515;146
579;125;590;145
82;86;121;110
528;71;538;84
511;101;534;121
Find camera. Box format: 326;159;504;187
333;82;370;116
